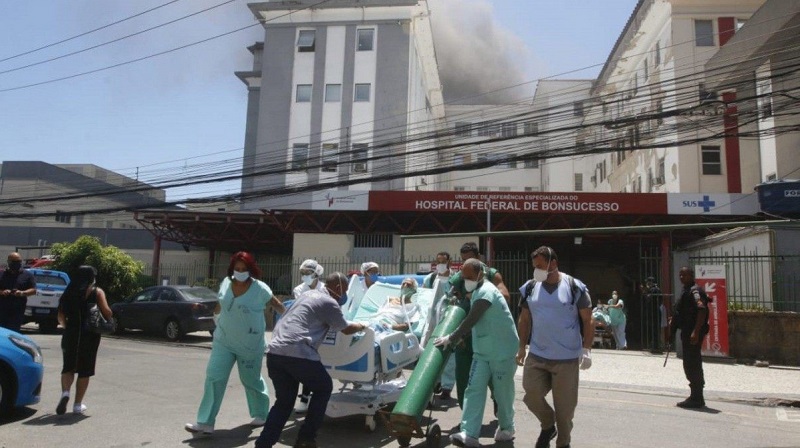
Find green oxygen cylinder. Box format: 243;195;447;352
390;304;466;430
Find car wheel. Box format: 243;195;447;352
0;365;15;417
164;319;183;342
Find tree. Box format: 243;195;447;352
50;235;144;304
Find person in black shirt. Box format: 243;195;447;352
672;266;709;409
0;252;37;332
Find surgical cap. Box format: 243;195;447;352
360;261;380;274
300;259;324;277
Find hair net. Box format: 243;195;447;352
300;259;324;277
360;261;380;274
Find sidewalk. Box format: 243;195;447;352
573;348;800;403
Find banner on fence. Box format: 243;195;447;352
695;265;730;357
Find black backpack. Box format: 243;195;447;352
522;274;586;341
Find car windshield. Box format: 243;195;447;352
181;287;218;302
33;274;67;287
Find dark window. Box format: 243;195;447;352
354;84;371;102
524;158;539;169
695;20;714;46
455;122;472;137
351;144;369;174
573;101;584;117
501;123;518;138
292;143;309;170
524;121;539;135
354;234;393;248
357;29;374;51
701;145;722;175
321;143;338;173
55;211;71;224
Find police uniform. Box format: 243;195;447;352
0;267;35;332
674;281;709;407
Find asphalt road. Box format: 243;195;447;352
2;331;799;448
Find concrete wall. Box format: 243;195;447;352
729;311;800;366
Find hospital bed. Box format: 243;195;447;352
319;277;444;431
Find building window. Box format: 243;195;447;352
656;157;666;184
654;42;661;66
501;123;517;138
656;99;664;125
291;143;309;170
321;143;338;173
452;154;467;165
325;84;341;102
354;83;371;102
756;77;773;120
297;30;316;52
454;186;466;191
573;101;584;117
351;144;369;174
499;187;511;191
695;20;714;46
524;158;539;169
502;157;517;169
701;145;722;175
766;173;777;181
455;122;472;137
477;186;489;191
477;154;489;163
698;82;718;104
574;173;583;191
357;29;374;51
296;84;312;102
644;59;649;81
55;211;71;224
524;121;539;135
524;186;540;192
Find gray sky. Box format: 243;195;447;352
0;0;637;201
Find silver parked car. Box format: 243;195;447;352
111;285;217;341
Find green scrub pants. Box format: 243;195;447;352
460;357;516;438
196;343;269;426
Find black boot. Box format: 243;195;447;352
677;386;705;408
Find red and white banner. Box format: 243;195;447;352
695;265;730;357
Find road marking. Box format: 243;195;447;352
776;408;800;422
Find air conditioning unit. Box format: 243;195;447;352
352;162;368;174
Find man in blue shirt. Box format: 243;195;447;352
516;246;593;448
254;272;366;448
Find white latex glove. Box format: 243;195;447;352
579;348;592;370
212;313;220;324
433;334;452;349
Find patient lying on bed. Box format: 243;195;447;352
366;278;420;337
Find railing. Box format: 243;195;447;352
689;255;800;312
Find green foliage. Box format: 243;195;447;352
729;302;768;312
193;277;220;291
51;235;144;304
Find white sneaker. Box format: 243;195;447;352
494;427;515;441
450;431;480;447
72;403;87;414
294;399;309;414
249;417;266;427
184;422;214;437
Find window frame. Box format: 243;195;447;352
351;143;369;174
695;19;715;46
354;83;371;102
296;84;312;102
321;143;339;173
356;28;375;51
297;30;316;52
701;145;723;175
325;84;342;102
291;143;310;171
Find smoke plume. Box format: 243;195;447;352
428;0;534;104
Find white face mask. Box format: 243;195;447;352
464;279;479;293
533;268;550;282
302;274;315;287
436;263;449;274
232;271;250;282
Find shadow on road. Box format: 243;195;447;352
23;412;90;426
183;424;258;448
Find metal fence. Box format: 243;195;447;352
689;255;800;312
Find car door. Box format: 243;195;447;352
118;288;159;331
152;287;180;331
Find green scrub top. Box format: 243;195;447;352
608;298;626;326
214;277;273;357
469;281;519;361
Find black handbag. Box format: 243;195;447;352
88;287;116;335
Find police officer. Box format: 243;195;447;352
671;266;709;409
0;252;37;332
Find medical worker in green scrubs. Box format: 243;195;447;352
435;258;519;447
185;251;285;437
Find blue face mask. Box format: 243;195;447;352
368;273;380;283
337;293;348;306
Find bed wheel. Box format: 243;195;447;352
425;424;441;447
365;415;377;432
397;435;412;447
